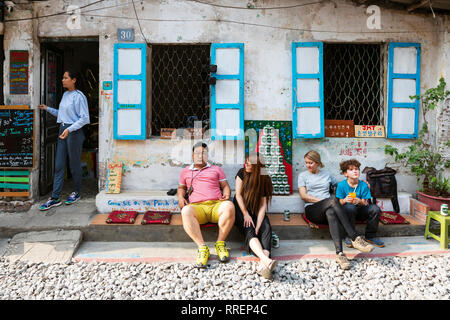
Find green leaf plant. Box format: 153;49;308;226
385;77;450;197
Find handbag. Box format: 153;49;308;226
363;166;400;213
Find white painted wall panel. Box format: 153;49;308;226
216;109;240;136
117;80;141;104
216;48;240;75
393;78;416;103
297;107;321;135
391;108;415;135
297;79;320;103
118;48;142;75
393;47;417;74
117;109;141;136
296;46;319;74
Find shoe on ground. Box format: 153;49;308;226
351;236;374;253
256;264;273;280
344;237;353;248
215;241;230;263
336;252;351;270
65;192;80;205
196;245;210;268
366;237;385;248
39;198;62;211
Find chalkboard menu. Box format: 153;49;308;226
0;107;34;168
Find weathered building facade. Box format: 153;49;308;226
2;0;449;213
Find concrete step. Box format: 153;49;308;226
84;212;426;242
96;190;413;214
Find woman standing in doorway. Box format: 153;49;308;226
38;70;90;210
233;153;278;280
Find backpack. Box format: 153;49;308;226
362;166;400;213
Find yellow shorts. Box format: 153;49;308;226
188;200;225;224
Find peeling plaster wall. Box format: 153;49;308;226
5;0;450;196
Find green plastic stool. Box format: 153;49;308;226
424;211;450;249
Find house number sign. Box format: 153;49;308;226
117;28;134;42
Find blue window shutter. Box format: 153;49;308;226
113;43;147;140
210;43;244;140
292;42;324;139
387;43;421;139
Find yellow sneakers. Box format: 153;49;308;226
196;245;210;268
215;241;230;263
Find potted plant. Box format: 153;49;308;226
385;77;450;211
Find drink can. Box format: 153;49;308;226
277;175;283;184
264;155;271;165
279;156;284;164
265;146;271;155
274;184;279;194
441;204;448;216
279;164;285;174
272;155;278;164
261;136;267;145
284;210;290;221
266;136;272;145
275;146;281;155
272;232;280;248
285;185;291;195
283;174;288;184
271;139;277;146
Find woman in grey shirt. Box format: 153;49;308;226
298;151;373;270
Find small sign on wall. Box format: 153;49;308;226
117;28;134;42
355;125;385;138
325;120;355;137
105;162;123;194
10;51;29;94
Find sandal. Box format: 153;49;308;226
267;259;278;273
256;264;273;280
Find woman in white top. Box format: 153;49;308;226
298;150;373;270
38;70;90;210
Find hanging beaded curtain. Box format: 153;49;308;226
151;44;211;136
323;43;383;125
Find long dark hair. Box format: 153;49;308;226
240;154;273;215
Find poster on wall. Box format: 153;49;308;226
244;120;293;195
10;51;29;95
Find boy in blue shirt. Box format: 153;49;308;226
336;159;384;248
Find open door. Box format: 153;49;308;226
39;44;63;196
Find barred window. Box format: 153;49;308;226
151;44;211;136
323;43;383;125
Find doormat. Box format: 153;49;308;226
141;211;172;225
380;211;409;225
106;211;138;224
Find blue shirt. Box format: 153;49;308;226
46;89;90;133
298;169;337;207
336;179;371;202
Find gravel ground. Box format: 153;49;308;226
0;254;448;300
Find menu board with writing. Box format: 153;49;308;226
10;51;29;95
0;107;34;168
106;162;122;194
354;125;385;138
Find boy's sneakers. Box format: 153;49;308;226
366;237;385;248
215;241;230;263
344;237;353;248
39;198;62;211
196;245;210;268
351;236;374;253
336;252;351;270
65;192;80;205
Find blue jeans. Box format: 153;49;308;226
342;203;381;239
51;124;85;199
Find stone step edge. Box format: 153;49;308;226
90;212;425;227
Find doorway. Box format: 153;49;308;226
39;38;99;199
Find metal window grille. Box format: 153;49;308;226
323;43;383;125
151;44;211;136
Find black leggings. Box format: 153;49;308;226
233;197;272;256
305;197;358;253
